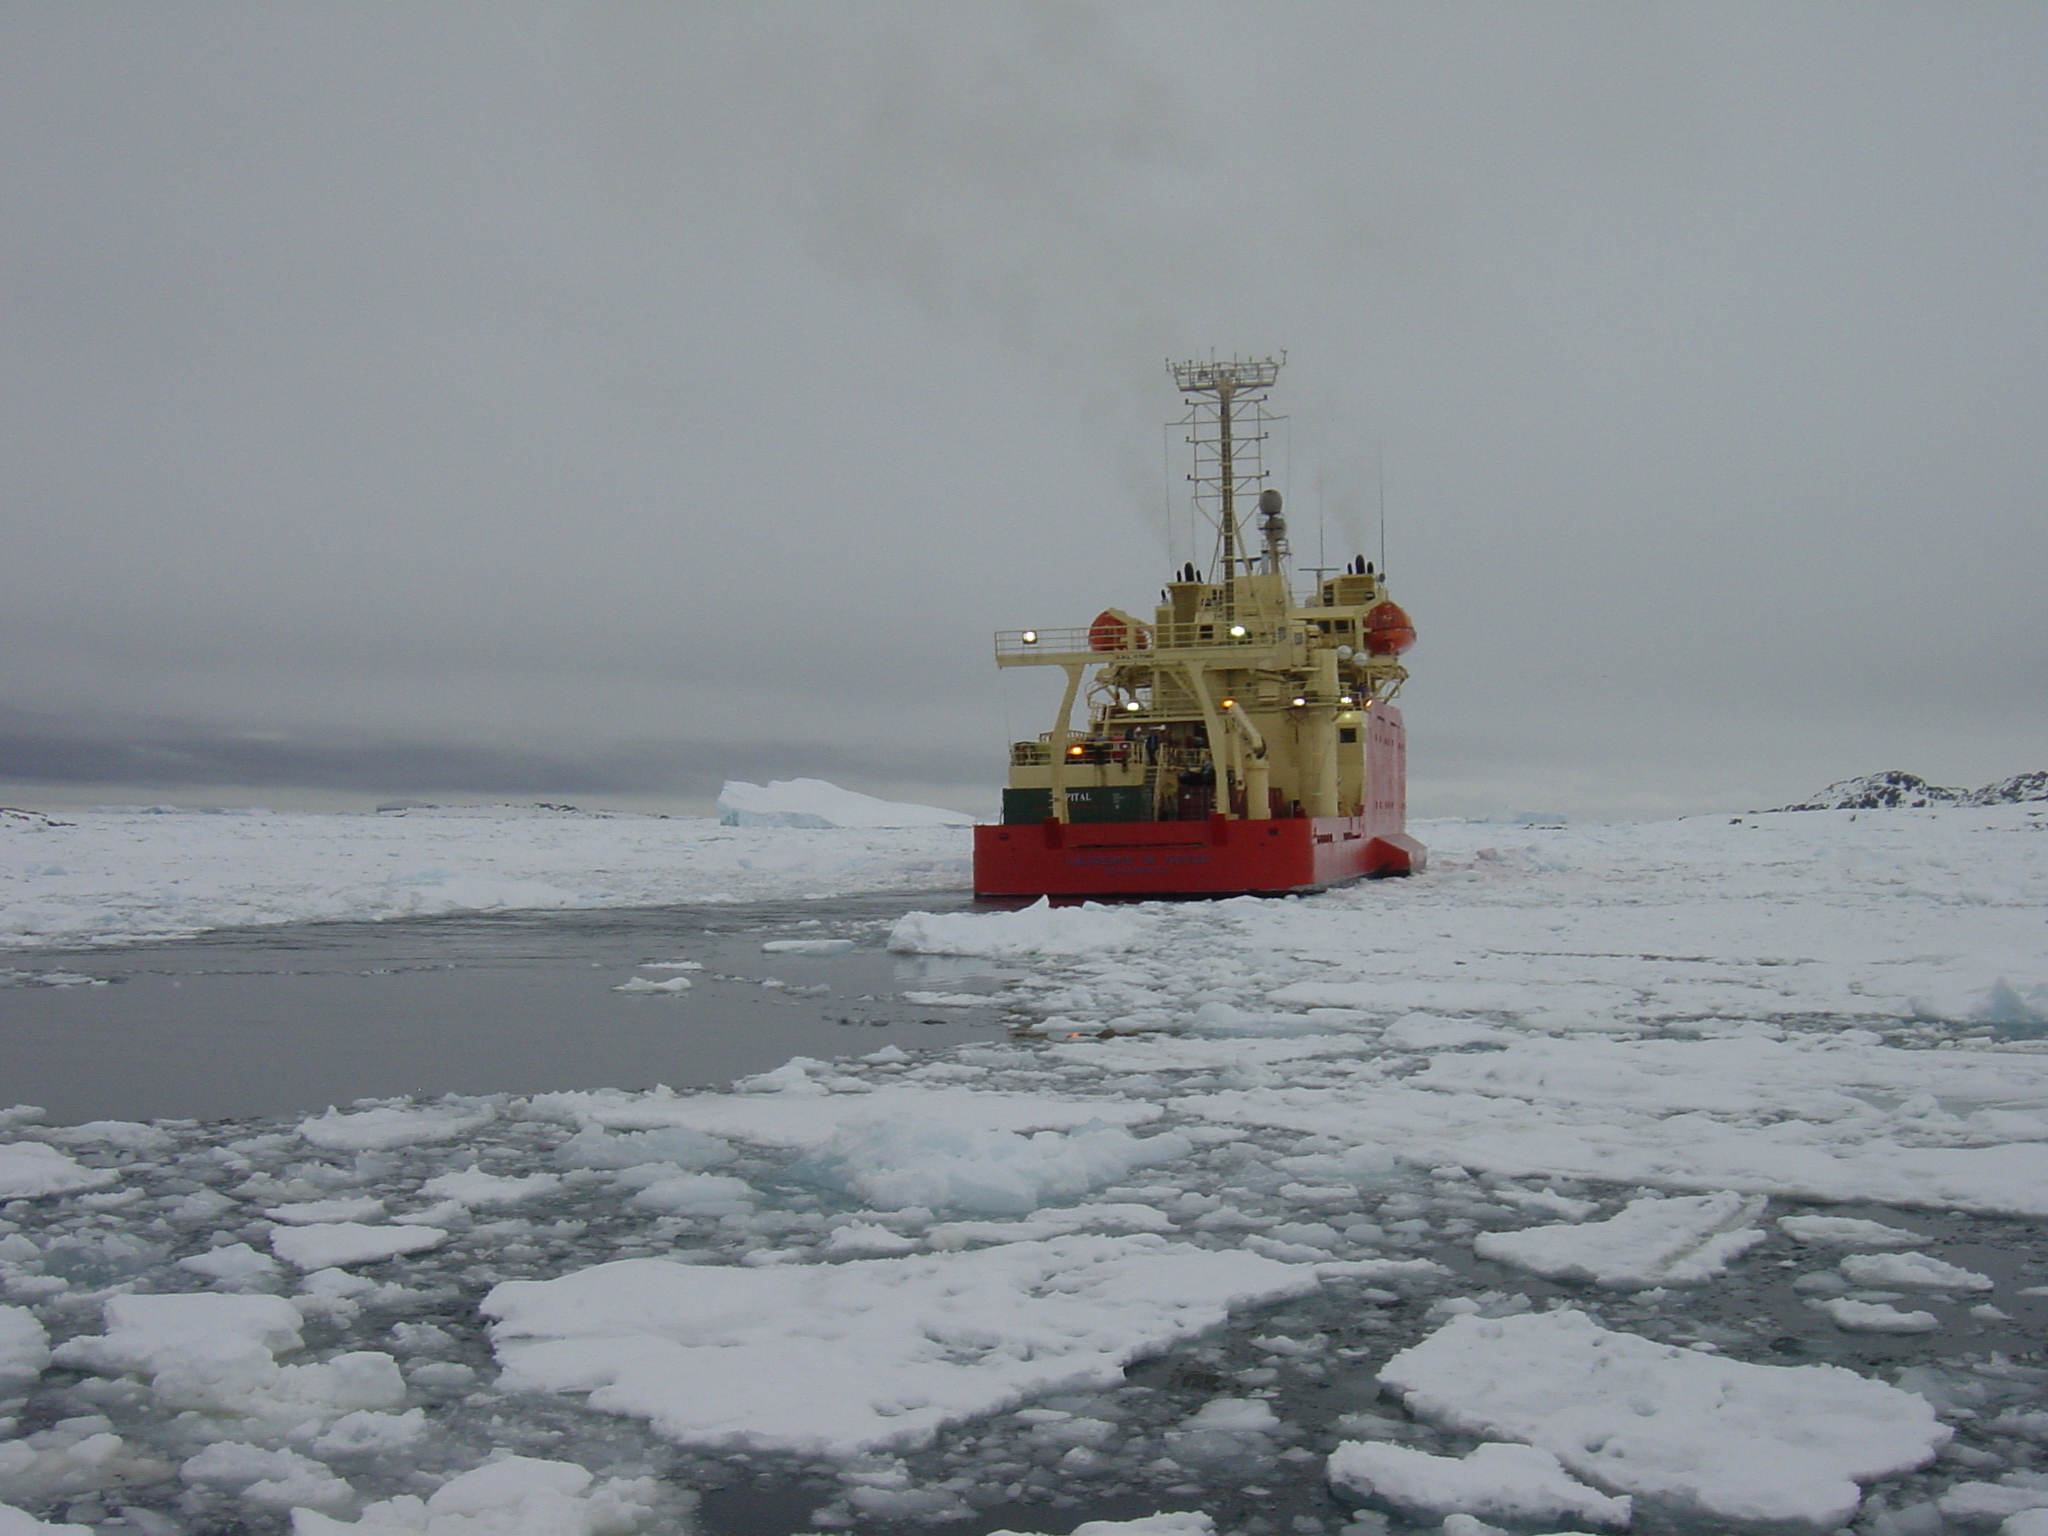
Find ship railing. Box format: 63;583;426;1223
1011;739;1212;769
995;621;1290;659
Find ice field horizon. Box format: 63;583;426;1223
2;795;2046;1535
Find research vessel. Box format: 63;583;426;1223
974;355;1425;899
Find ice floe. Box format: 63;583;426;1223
1377;1308;1950;1528
0;1145;113;1200
298;1104;496;1152
611;974;693;994
1839;1250;1996;1291
1814;1297;1942;1332
1472;1191;1768;1287
1326;1439;1630;1526
269;1224;449;1271
290;1454;662;1535
483;1236;1327;1457
1777;1212;1926;1247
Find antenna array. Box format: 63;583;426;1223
1169;354;1285;587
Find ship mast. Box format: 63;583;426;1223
1170;354;1284;616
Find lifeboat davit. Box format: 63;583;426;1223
1363;601;1416;656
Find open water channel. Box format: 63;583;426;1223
0;893;1008;1123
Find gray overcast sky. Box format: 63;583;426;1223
2;3;2043;819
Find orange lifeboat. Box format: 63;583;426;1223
1362;600;1416;656
1088;610;1149;651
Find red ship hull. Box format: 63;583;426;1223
973;815;1425;899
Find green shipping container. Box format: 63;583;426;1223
1002;786;1153;825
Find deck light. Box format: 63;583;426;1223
1291;696;1307;707
1068;744;1085;757
1021;630;1038;644
1227;623;1247;638
1124;701;1142;713
1220;698;1235;709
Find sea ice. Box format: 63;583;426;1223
268;1223;448;1270
612;975;693;994
2;802;2046;1531
1777;1213;1925;1248
1326;1440;1630;1526
0;1143;114;1199
0;802;974;948
1838;1251;1994;1291
1473;1192;1768;1288
989;1517;1214;1536
290;1454;662;1535
177;1242;282;1283
484;1236;1326;1457
549;1123;735;1170
1813;1298;1941;1333
297;1103;495;1151
418;1166;562;1206
547;1080;1162;1154
1377;1308;1949;1528
267;1197;388;1225
795;1117;1194;1215
891;899;1156;958
0;1306;49;1393
44;1291;403;1426
180;1440;351;1513
0;1503;90;1534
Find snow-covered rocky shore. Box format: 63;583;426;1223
1;802;2046;1534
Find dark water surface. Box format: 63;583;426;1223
0;892;1011;1124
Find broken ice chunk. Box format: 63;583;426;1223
290;1453;661;1534
613;975;693;994
269;1223;447;1271
1776;1214;1924;1248
0;1143;115;1199
0;1499;94;1533
1812;1297;1940;1333
0;1305;48;1391
297;1103;493;1152
267;1198;387;1226
1326;1440;1629;1527
176;1242;281;1283
1838;1252;1993;1291
417;1167;561;1207
988;1516;1214;1535
1473;1192;1766;1288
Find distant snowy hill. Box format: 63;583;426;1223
1780;769;2048;810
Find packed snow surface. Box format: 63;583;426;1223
0;803;2044;1533
716;778;972;830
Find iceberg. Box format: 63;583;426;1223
716;777;972;829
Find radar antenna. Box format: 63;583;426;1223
1169;353;1284;618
